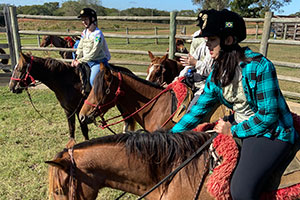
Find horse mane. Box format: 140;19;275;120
44;57;72;73
74;130;211;181
93;64;163;98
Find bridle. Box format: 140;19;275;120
10;55;36;89
148;62;166;85
84;72;124;122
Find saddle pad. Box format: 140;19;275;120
166;77;193;123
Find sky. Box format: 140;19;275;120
1;0;300;15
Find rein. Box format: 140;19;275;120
68;148;76;200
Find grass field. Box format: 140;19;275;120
0;19;300;199
0;85;139;199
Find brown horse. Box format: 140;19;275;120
47;129;300;200
40;35;78;59
46;130;214;200
175;38;189;54
146;51;184;86
166;38;189;62
79;63;228;131
9;53;134;140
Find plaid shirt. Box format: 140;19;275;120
171;48;297;144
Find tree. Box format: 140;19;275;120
192;0;230;10
230;0;261;17
255;0;292;14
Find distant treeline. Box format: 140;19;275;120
0;1;197;17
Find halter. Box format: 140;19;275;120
84;72;124;121
147;62;166;85
10;56;36;88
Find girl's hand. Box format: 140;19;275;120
179;54;197;66
213;118;232;136
71;59;80;67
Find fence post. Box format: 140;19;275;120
259;11;272;56
126;27;130;44
169;11;177;60
37;28;40;47
3;6;16;69
283;23;287;39
293;23;297;40
9;6;21;63
255;23;258;39
154;27;158;44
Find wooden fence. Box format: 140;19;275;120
3;6;300;98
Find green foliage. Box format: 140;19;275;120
192;0;230;10
230;0;261;17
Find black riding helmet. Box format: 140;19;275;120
78;8;97;27
195;9;246;44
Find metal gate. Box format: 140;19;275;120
0;6;18;85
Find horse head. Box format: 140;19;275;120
175;38;189;54
79;63;121;124
9;53;36;93
147;51;184;85
146;51;169;86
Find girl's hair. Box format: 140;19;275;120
211;40;249;87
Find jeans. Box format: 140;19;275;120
87;58;108;86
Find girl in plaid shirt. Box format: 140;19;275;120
171;9;298;199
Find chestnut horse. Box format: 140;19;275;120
79;63;228;131
46;130;214;200
40;35;78;59
9;53;134;140
146;51;184;86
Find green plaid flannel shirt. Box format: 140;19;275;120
171;48;297;144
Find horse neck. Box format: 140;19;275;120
30;59;81;95
115;72;173;130
74;143;213;200
74;143;158;197
52;36;67;48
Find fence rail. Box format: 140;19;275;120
2;8;300;99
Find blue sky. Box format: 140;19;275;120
1;0;299;15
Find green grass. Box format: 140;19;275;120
0;86;138;199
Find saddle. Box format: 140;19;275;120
77;63;91;96
166;77;193;123
203;113;300;200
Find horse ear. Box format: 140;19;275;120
100;62;106;72
160;54;168;62
148;51;155;60
45;159;67;170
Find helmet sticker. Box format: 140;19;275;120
201;14;208;30
80;10;84;15
225;22;233;28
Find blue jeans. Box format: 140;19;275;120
87;59;108;86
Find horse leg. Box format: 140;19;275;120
123;118;136;132
116;104;136;132
77;113;89;140
66;112;76;139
